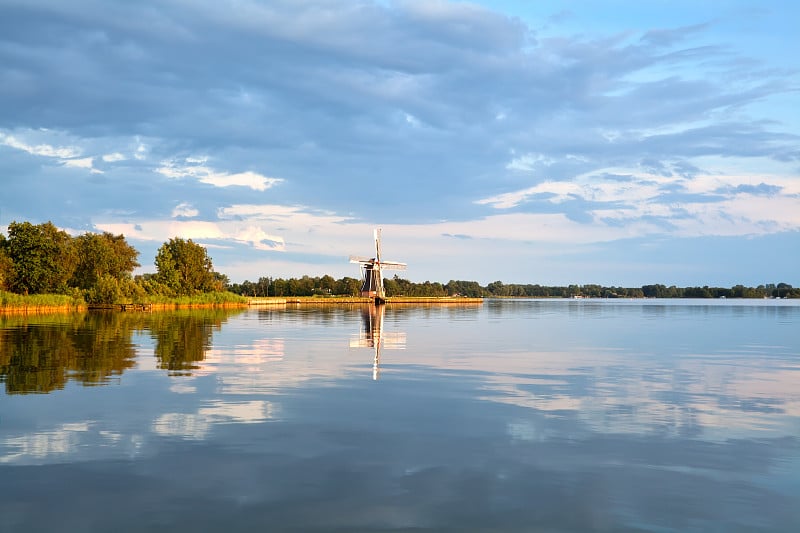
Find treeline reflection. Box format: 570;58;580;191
0;309;238;394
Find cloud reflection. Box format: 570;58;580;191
152;401;278;440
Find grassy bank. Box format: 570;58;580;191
0;291;85;314
0;290;248;314
0;291;483;314
140;291;248;308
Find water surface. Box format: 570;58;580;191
1;300;799;531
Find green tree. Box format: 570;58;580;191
84;274;122;304
486;280;505;296
154;238;219;295
71;232;140;290
319;275;336;294
0;234;12;291
6;221;77;294
255;276;271;296
336;276;361;296
776;282;793;298
445;280;486;297
383;276;400;296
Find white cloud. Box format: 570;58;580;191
201;170;280;190
102;152;126;162
134;138;148;160
95;218;285;251
157;159;282;191
233;226;285;251
171;202;199;218
505;153;556;172
0;132;80;158
404;112;421;127
476;166;800;243
60;156;102;173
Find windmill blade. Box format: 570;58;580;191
379;261;407;270
349;255;373;263
374;228;382;264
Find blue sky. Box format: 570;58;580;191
1;0;798;286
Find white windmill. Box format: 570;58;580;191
349;228;407;304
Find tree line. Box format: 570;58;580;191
0;221;227;303
229;276;799;299
2;220;797;303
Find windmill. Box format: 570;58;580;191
349;228;406;304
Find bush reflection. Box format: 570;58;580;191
0;309;241;393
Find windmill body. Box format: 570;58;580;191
349;229;406;304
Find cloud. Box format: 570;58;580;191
102;152;126;162
157;159;282;191
506;153;556;172
61;156;102;173
0;132;80;159
640;23;711;48
95;217;286;253
171;202;199;218
717;182;783;196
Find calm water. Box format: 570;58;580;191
1;299;799;532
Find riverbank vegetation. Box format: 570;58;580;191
0;221;244;308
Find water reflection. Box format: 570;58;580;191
0;312;140;394
148;309;234;374
0;309;243;393
349;305;406;380
1;301;799;531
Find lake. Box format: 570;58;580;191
1;299;799;532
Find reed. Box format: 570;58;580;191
0;290;249;313
140;291;249;306
0;291;85;309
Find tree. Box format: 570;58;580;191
336;277;361;296
71;232;140;290
319;275;336;294
0;234;12;291
776;282;793;298
6;221;77;294
254;276;270;296
486;280;505;296
154;238;219;295
445;280;486;297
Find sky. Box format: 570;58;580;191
0;0;798;287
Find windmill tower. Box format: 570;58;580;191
349;228;407;304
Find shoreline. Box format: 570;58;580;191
262;296;485;305
0;296;486;315
5;295;793;314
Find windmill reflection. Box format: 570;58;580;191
349;304;406;380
